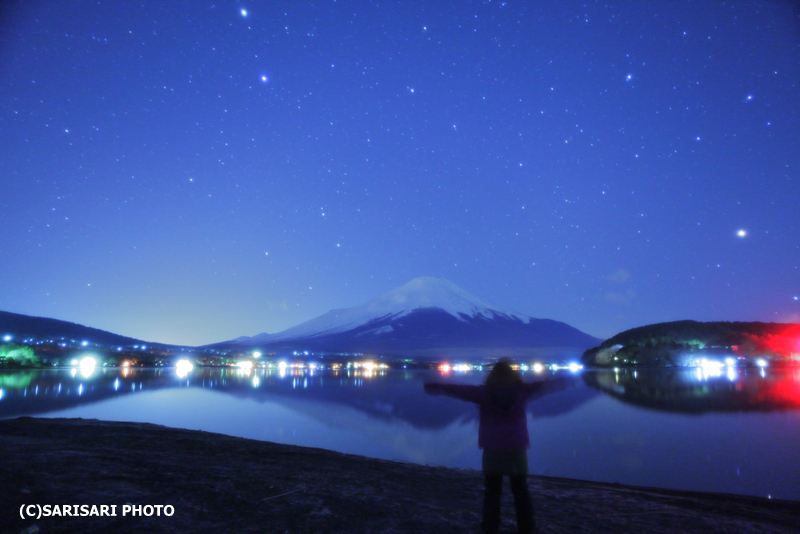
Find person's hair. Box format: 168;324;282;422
485;358;522;387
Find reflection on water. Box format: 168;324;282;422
1;366;799;500
587;366;800;413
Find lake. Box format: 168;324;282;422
1;365;799;501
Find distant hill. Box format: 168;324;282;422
581;320;800;367
0;310;154;348
211;277;602;361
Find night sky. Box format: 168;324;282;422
2;1;798;346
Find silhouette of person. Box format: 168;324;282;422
425;358;568;534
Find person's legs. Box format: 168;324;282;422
482;474;503;534
510;475;535;534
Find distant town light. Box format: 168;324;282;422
3;335;13;342
699;358;724;370
532;363;545;373
175;359;194;378
756;358;768;368
568;362;583;373
79;356;97;378
726;366;738;382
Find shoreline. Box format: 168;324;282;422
1;417;798;533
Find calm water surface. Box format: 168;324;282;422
1;366;799;500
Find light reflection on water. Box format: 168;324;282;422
1;366;799;500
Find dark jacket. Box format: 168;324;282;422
425;379;566;451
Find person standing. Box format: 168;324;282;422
424;359;568;534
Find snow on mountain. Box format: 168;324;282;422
241;277;544;350
247;277;531;343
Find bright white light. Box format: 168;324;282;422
237;361;253;370
2;335;12;342
697;358;724;379
737;229;747;238
699;358;724;370
532;363;544;373
240;8;248;17
81;341;88;347
726;366;738;382
79;356;97;378
253;351;262;358
724;357;736;367
756;358;768;368
175;359;194;379
568;362;583;373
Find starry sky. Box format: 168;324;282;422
1;1;799;346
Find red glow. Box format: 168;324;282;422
742;324;800;356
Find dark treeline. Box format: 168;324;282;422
582;320;800;367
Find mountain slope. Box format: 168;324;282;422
0;310;149;347
250;277;530;344
220;277;601;360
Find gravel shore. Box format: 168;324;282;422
1;417;797;533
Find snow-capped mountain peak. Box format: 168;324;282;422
367;277;522;321
251;277;530;343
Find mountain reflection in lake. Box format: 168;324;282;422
1;366;799;500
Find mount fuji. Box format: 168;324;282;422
214;277;602;360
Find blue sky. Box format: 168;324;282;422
1;1;798;345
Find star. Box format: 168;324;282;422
736;229;747;238
240;9;248;18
